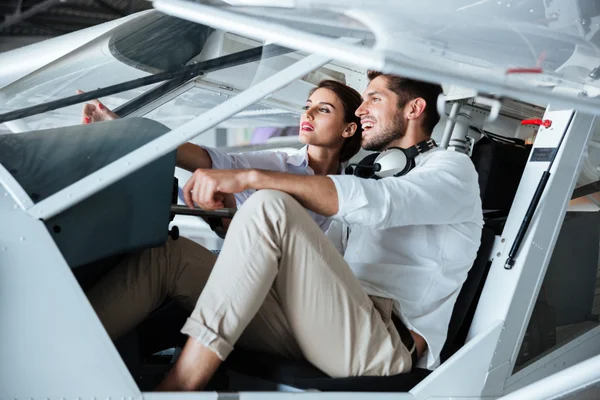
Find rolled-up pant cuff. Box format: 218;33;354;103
181;317;234;361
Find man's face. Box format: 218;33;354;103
355;76;406;152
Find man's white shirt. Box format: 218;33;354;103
327;147;484;369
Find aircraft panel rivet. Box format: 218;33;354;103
501;238;505;243
497;252;501;257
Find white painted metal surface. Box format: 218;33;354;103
497;353;600;400
153;0;600;116
505;325;600;394
0;11;148;90
26;52;332;220
470;111;597;395
0;184;140;399
410;320;504;399
3;1;600;398
238;394;415;400
143;392;218;399
0;163;34;210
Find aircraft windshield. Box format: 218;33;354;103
0;10;344;139
199;0;600;113
0;9;363;205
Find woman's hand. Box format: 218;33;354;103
77;89;119;124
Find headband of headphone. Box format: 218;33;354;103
346;139;437;179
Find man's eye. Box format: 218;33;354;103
372;98;380;103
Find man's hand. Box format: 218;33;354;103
182;169;252;210
77;89;119;124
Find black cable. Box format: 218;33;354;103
114;43;293;117
0;43;291;124
504;112;575;270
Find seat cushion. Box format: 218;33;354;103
224;349;431;392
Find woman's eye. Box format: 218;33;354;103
301;105;309;110
319;108;330;113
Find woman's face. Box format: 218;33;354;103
299;88;354;149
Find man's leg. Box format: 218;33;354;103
161;190;412;390
86;237;217;340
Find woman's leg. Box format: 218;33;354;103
161;190;412;391
86;237;217;340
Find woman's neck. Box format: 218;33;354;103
307;145;341;176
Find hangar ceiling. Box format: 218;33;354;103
0;0;153;52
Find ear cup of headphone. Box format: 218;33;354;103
373;148;411;178
346;153;380;178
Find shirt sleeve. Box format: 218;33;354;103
202;146;290;171
201;147;291;205
328;152;481;229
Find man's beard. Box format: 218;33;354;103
362;111;406;152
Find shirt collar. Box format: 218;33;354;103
415;146;443;166
287;145;345;175
286;145;309;168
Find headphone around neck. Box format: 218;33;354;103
345;139;437;179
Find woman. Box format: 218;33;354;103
79;80;363;232
84;80;364;358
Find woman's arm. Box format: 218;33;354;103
177;143;212;172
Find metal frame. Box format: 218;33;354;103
411;321;504;399
474;110;596;397
0;175;140;399
3;2;600;398
126;80;197;118
151;0;600;116
26;52;332;220
0;163;34;210
1;51;332;399
497;353;600;400
0;43;292;124
505;325;600;394
151;1;600;397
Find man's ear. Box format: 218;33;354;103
342;122;358;138
407;98;427;120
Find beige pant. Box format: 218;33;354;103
87;190;412;377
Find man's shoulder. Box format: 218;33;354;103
421;148;476;171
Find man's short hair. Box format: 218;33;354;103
367;71;443;135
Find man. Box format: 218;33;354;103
87;71;483;391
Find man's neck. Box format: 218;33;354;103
386;131;430;151
307;146;341;176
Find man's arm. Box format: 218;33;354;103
182;169;338;216
248;170;339;216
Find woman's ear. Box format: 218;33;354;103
342;122;358;138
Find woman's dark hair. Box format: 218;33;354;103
308;80;363;163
